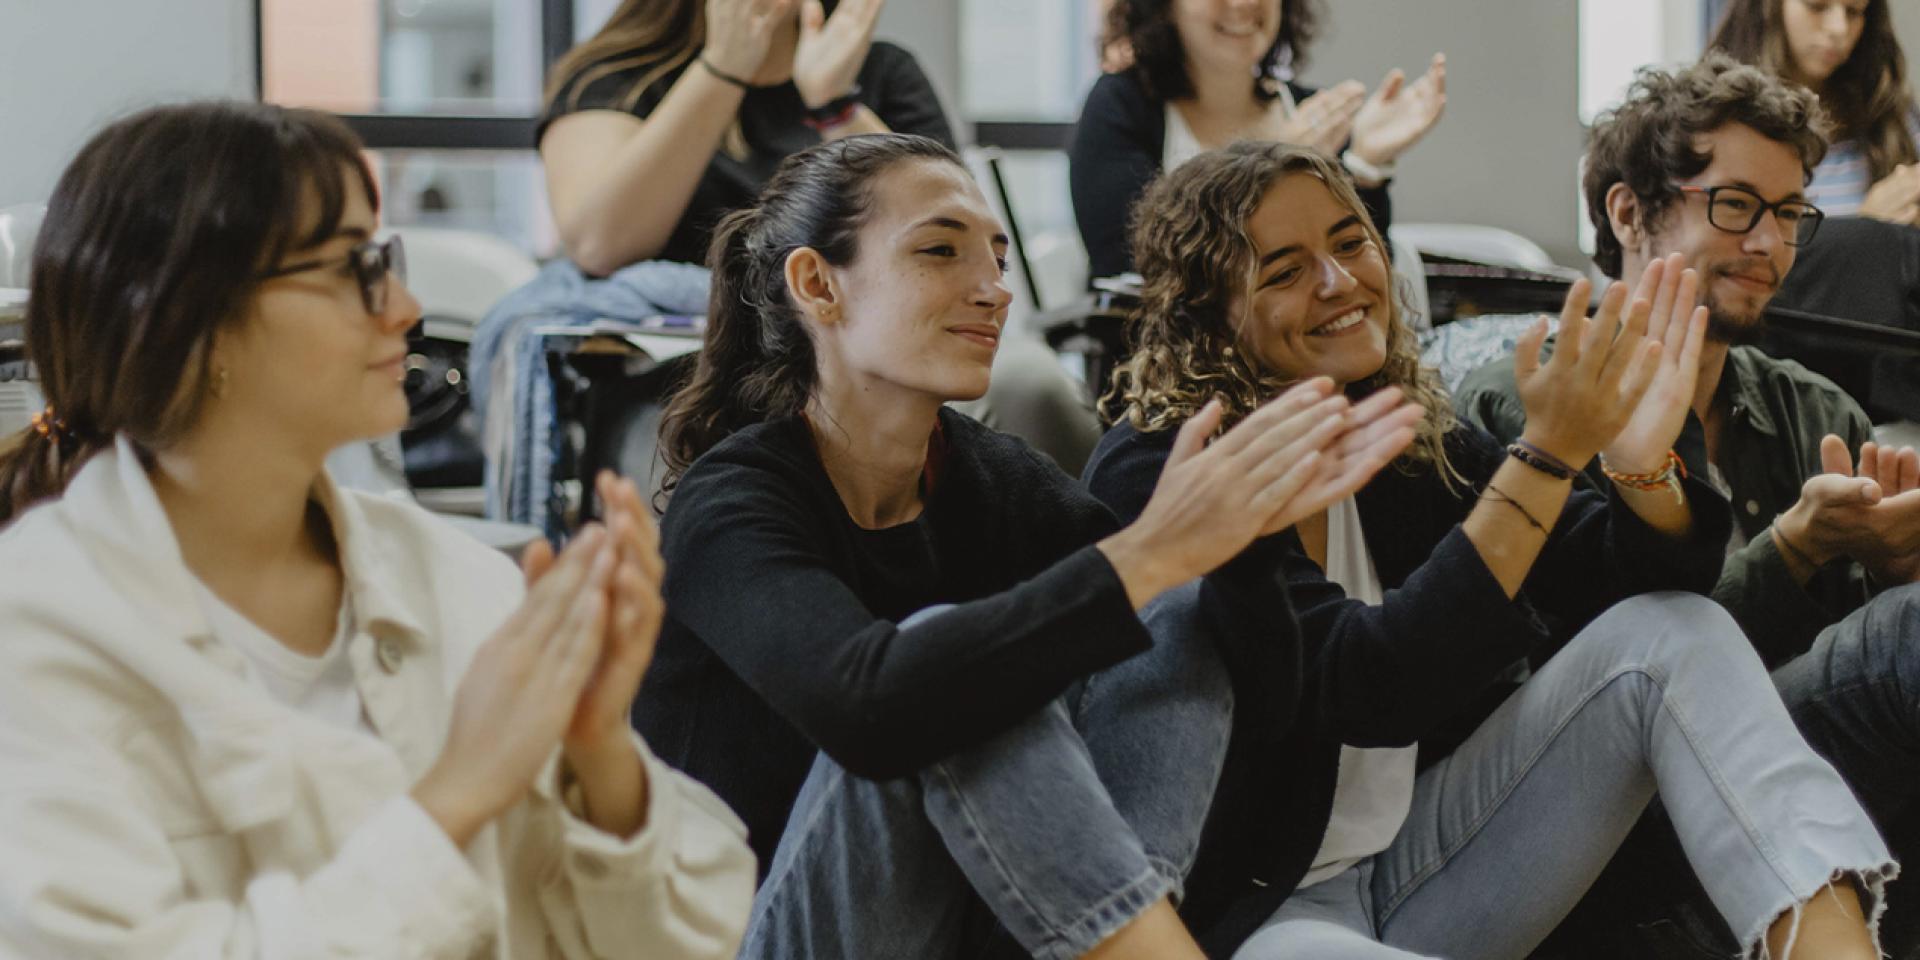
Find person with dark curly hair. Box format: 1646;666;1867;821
1083;139;1892;959
1069;0;1445;281
1710;0;1920;223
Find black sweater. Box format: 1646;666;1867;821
641;408;1151;871
1082;419;1732;955
1069;69;1395;282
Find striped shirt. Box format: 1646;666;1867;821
1807;107;1920;218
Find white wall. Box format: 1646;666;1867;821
0;0;257;207
876;0;963;136
1304;0;1587;267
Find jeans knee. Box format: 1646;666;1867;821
1581;591;1753;677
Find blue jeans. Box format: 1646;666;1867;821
1544;582;1920;959
1233;593;1892;960
742;588;1233;960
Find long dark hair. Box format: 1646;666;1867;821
1101;0;1325;102
657;133;962;499
0;100;376;524
1709;0;1916;182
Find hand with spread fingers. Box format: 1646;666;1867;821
1349;53;1447;169
1511;273;1662;473
792;0;885;108
1278;81;1367;156
1099;377;1422;607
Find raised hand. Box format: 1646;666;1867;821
564;472;666;755
1277;81;1367;156
1860;164;1920;226
1600;253;1709;473
1512;276;1661;471
792;0;885;107
414;527;616;847
702;0;796;82
1100;378;1421;607
1349;53;1447;168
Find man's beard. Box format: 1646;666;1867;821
1701;262;1780;345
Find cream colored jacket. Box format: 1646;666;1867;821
0;438;755;959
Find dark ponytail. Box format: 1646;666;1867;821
0;100;375;525
657;133;963;499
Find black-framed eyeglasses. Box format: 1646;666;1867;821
1674;185;1825;247
257;235;408;314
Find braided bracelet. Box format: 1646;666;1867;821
1598;450;1689;505
1506;440;1579;481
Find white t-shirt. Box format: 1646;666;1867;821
1162;84;1300;170
194;580;371;733
1297;494;1419;888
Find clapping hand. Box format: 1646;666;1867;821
1779;436;1920;584
793;0;884;107
703;0;796;83
1599;253;1710;473
1278;81;1367;156
1349;53;1447;169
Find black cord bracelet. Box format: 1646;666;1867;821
1482;482;1550;535
699;56;753;89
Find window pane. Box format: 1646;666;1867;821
262;0;544;115
960;0;1101;121
369;149;556;259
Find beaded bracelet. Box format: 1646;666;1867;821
1506;440;1579;481
1598;450;1689;504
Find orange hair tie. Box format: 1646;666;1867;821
29;406;69;441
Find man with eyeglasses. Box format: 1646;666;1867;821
1456;52;1920;957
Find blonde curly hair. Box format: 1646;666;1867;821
1107;140;1459;482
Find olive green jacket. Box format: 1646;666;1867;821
1455;342;1874;665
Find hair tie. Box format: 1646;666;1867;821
29;406;69;441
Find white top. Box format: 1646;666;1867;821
195;578;371;734
0;435;755;959
1298;494;1420;888
1162;84;1301;171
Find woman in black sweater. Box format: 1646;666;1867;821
1082;142;1891;959
639;133;1421;959
1070;0;1445;280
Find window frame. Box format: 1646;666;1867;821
252;0;1062;152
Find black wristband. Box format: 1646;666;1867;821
804;86;863;125
699;56;752;89
1506;440;1579;481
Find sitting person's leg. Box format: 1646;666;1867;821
1240;592;1890;960
744;602;1233;960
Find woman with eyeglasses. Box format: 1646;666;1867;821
1082;141;1889;958
0;100;753;959
1710;0;1920;223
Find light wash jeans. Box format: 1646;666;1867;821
741;590;1232;960
1233;592;1893;960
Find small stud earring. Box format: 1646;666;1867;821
210;365;229;399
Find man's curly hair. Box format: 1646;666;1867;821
1585;51;1830;279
